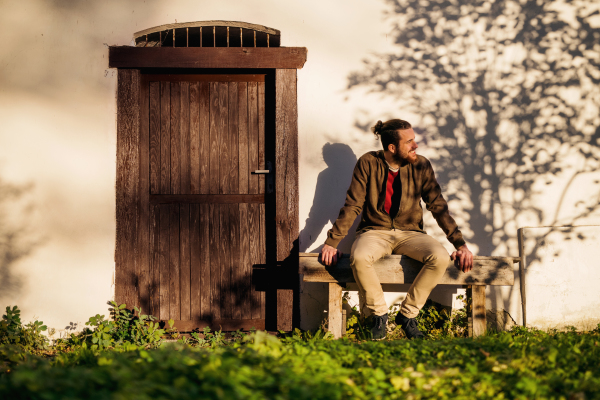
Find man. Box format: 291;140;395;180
320;119;473;340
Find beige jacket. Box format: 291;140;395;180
325;150;466;249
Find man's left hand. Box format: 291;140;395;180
450;244;473;273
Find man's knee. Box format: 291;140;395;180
423;247;450;270
350;247;378;269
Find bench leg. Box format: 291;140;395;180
328;282;343;339
471;285;487;337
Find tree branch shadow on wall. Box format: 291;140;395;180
300;143;361;254
347;0;600;315
0;177;38;304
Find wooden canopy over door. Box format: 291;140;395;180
111;46;306;332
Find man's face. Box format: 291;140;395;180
390;128;418;164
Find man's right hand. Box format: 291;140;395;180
320;244;343;266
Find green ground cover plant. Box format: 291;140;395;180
1;304;599;399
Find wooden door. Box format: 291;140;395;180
141;74;268;331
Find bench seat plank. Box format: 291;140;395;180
300;253;515;286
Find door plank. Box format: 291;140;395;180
189;204;201;321
149;204;160;318
180;204;191;321
220;203;232;319
139;76;151;314
248;82;259;195
230;204;241;319
209;204;221;319
160;82;171;194
115;69;140;310
209;82;220;195
259;203;266;319
169;204;180;320
229;82;239;194
249;203;261;319
159;204;170;320
199;82;210;194
180;82;191;195
275;69;299;331
189;83;200;195
149;82;161;195
218;82;230;194
238;82;249;194
170;82;181;194
239;203;251;319
200;203;211;319
258;82;265;194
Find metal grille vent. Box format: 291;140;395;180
134;20;281;48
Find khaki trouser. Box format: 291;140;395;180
350;230;450;319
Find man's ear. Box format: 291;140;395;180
387;143;396;153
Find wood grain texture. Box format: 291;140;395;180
109;47;308;69
238;82;249;194
209;82;219;195
472;285;487;337
218;82;229;195
160;82;170;194
179;204;191;320
274;69;299;331
150;194;265;204
259;204;266;319
138;75;151;314
239;203;251;319
149;82;161;195
249;203;261;319
115;69;141;310
248;82;258;194
209;204;221;319
299;254;516;286
328;283;343;339
149;205;160;317
258;82;265;194
189;204;201;320
159;204;170;319
229;204;241;319
169;204;180;320
199;82;210;194
170;82;181;194
220;203;232;319
189;83;200;194
143;74;266;83
200;203;211;319
180;82;191;195
228;82;239;194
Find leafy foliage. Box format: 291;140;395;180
0;306;48;354
54;301;166;352
2;328;600;399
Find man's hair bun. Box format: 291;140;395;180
371;120;384;134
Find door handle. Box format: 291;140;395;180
252;161;274;194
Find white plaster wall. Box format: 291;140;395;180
489;225;600;331
1;0;599;334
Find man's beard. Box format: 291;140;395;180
392;149;418;165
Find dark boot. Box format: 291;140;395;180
395;313;424;339
369;313;388;340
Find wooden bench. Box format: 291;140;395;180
299;253;519;338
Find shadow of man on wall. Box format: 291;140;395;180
300;143;361;254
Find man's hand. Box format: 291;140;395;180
320;244;343;266
450;244;474;273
